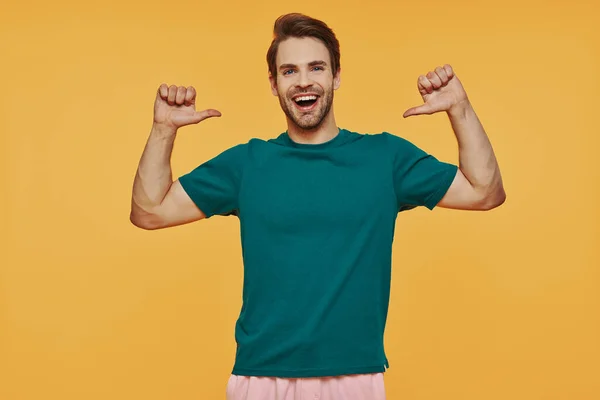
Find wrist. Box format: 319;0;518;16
447;99;472;120
151;122;177;138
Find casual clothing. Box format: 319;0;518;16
179;128;458;378
226;372;386;400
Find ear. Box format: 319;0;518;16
269;72;278;96
333;68;341;90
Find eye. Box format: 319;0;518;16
283;69;295;75
312;66;324;71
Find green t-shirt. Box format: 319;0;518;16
178;128;458;378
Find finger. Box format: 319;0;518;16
184;86;196;106
167;85;178;105
184;109;222;124
443;64;454;79
403;104;434;118
195;109;222;121
426;71;443;89
176;86;186;105
158;83;168;99
418;75;433;95
434;66;449;84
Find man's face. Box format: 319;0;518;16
270;37;341;130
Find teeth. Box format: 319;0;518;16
294;95;317;103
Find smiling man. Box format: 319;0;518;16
272;42;337;135
130;13;505;400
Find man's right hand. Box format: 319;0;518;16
153;84;221;131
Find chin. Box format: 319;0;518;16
293;112;327;131
294;118;324;131
281;100;328;131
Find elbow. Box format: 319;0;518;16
130;200;167;230
479;187;506;210
130;211;163;230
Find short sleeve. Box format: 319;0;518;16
385;132;458;212
178;143;247;218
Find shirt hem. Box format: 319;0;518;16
424;164;459;210
231;363;388;378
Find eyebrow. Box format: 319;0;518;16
279;60;328;70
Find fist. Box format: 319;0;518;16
153;84;221;129
402;64;469;118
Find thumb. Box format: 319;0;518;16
402;104;433;118
188;109;222;124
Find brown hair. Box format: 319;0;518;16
266;13;341;79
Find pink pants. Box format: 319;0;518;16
226;372;386;400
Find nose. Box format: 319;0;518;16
296;69;311;88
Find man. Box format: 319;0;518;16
130;13;505;400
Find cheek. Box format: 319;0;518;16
275;81;289;97
317;78;333;91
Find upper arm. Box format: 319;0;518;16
157;179;207;227
436;169;482;210
131;141;248;230
131;180;206;230
387;133;504;212
137;142;247;229
436;169;505;210
388;133;458;211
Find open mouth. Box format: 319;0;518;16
293;95;319;111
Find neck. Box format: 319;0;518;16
286;110;339;145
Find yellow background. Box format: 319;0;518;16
1;0;598;399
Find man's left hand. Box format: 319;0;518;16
403;64;469;118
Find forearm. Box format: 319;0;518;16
130;124;177;220
447;101;505;199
